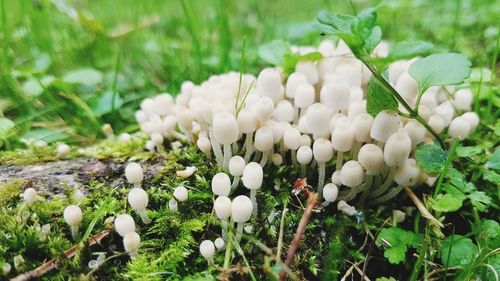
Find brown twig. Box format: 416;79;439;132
11;230;110;281
279;181;318;281
403;186;444;228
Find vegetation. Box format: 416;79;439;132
0;0;499;280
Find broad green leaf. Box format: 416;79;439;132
22;128;68;143
486;149;500;170
283;52;323;76
408;53;472;92
456;145;483;157
415;143;447;173
375;227;422;264
468;191;492;212
441;235;478;268
387;41;435;59
63;68;103;85
364;26;382;54
258;40;291;66
366;77;398;116
432;194;464;212
479;220;500;249
483;170;500;184
0;118;15;138
88;90;124;116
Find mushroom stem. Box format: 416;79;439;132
206;257;214;266
231;176;240;190
300;165;306;178
133;183;141;189
253;151;262;163
358;176;375;204
336;151;344;171
351;141;361;160
236;222;244;242
221;219;228;240
368;185;404;206
137;209;151;224
70;225;79;241
172;131;189;142
209;129;224;168
232;142;240;154
340;176;373;202
259;151;269;167
369;167;396;199
291;149;297;165
250;189;258;216
243;133;254;162
128;249;138;258
223;143;232;171
223;220;234;269
317;162;326;197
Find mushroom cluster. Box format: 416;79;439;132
130;39;479;265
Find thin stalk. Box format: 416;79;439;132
276;206;288;262
0;0;8;71
433;139;459;198
336;151;343;171
223;220;234;269
235;36;247;112
111;46;122;113
223;143;232;171
409;229;429;281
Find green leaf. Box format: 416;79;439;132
483;170;500;184
468;191;492;212
486;149;500;170
21;128;68;143
283;52;323;76
364;26;382;54
441;235;478;268
432;194;464;212
387;41;435;60
376;227;422;264
0;118;15;138
366;77;398;116
456;145;483;157
415;143;447;173
88;90;124;116
468;67;493;83
62;68;103;85
479;220;500;249
258;40;291;66
408;53;472;92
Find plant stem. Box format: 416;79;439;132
223;220;233;269
433;139;459;198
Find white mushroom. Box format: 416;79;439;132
23;188;37;206
199;240;216;266
212;172;231;196
127;188;151;224
173;186;189;202
125;163;144;188
313;138;334;195
231;195;253;241
64;205;82;240
241;162;263;215
114;214;136;237
123;231;141;258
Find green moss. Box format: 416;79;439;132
0;147;59;165
0;179;24;204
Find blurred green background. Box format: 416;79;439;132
1;0;498;149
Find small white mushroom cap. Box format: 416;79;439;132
331;122;354;152
448;116;471;139
394;159;421;186
135;110;148;124
197;136;212;155
404;121;426;148
331;171;341;186
313;138;334;163
140;98;156;116
118;133;132;142
283;127;301;150
388;60;408;84
340;160;365;187
294;83;315;109
453;88;473;110
395;72;419;103
56;143;71;158
173;186;189;202
300;134;312;147
23;188;37;205
296;145;313;165
306;103;331;137
434;102;454;126
199;240;216;259
370;110;401;143
393;210;406;223
428;115;445;133
211;173;231;196
153;94;174;116
214;196;232;220
384;129;412;167
323;183;339;202
212;112;239;145
176;166;197;179
231;195;253;223
115;214;136;237
320;82;350;112
125;163;144;184
329;113;348;132
461;112;479;131
214;237;226;251
286;72;308;98
337;200;357;216
253;97;275;123
254;127;274;152
352;113;373;143
296;61;319;84
348;101;367;121
242;162;263;190
123;231;141;253
358;144;385;175
274;100;295;123
150;132;163;146
229;156;246;176
237;109;258;133
256;68;283;104
63;205;82;226
272;153;283;165
128;188;149;210
169;198;178;212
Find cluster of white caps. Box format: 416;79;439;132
131;39;479;264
